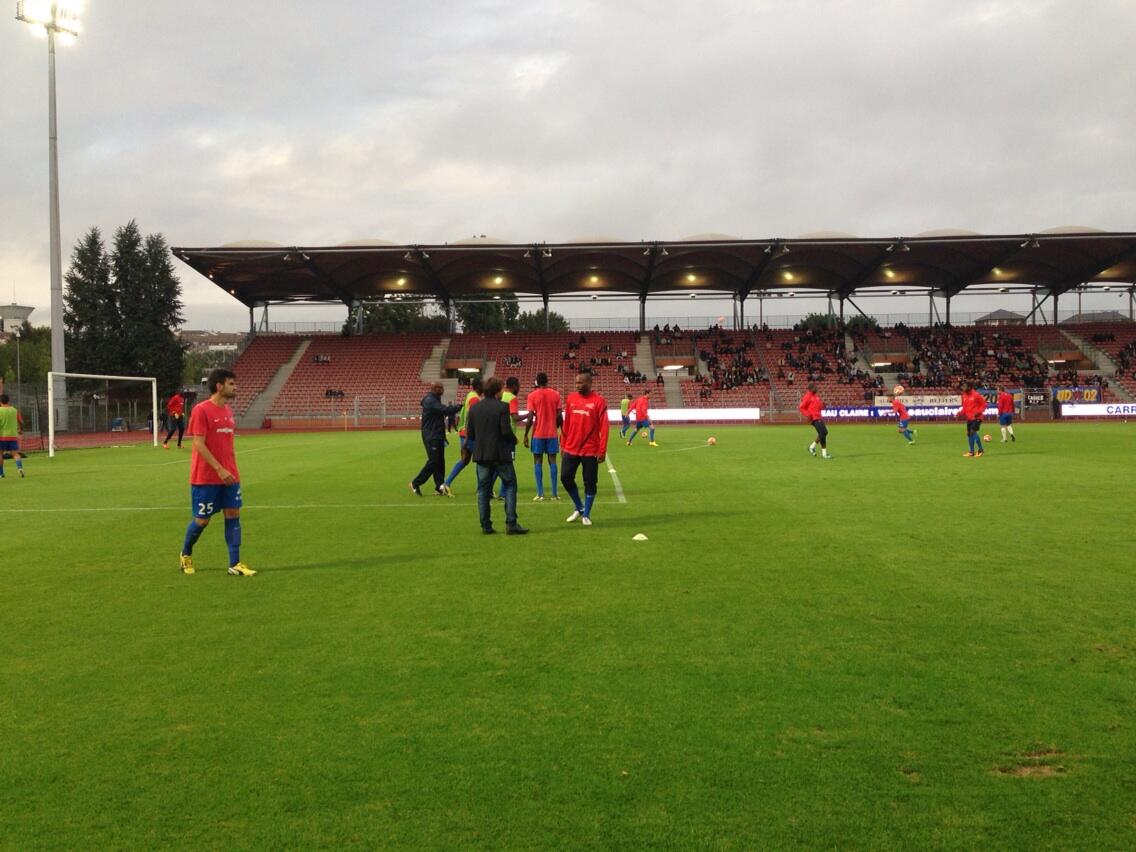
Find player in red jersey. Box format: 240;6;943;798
179;369;255;576
956;382;988;457
890;389;915;445
798;383;831;459
560;370;609;526
523;372;562;501
163;390;186;449
996;385;1017;443
625;389;657;446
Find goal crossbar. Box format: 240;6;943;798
47;372;159;458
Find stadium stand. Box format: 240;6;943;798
758;328;877;407
268;333;443;420
1065;323;1136;398
223;321;1136;425
446;332;643;405
229;334;308;418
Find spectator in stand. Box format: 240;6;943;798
798;383;831;460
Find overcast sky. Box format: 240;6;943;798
3;0;1134;331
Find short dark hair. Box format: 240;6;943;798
472;377;484;393
535;372;548;386
206;368;236;394
484;377;504;398
0;394;8;404
506;376;520;392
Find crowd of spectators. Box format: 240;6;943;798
694;332;766;395
900;324;1049;388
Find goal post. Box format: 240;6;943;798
47;372;159;458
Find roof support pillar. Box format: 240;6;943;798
1053;292;1059;326
249;305;255;334
737;292;745;330
639;294;647;333
839;296;846;324
542;293;550;331
945;295;951;327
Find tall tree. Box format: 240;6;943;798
63;227;117;373
63;221;186;392
456;293;520;332
352;296;449;334
135;232;187;392
511;309;570;332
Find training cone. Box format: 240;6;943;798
632;533;648;541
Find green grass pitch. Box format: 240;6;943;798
2;422;1134;849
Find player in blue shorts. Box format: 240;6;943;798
523;373;562;501
179;369;255;576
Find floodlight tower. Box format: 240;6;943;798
15;0;82;429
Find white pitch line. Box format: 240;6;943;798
653;443;713;454
0;499;632;515
605;457;627;503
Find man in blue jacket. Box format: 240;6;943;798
409;383;462;496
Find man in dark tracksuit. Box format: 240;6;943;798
466;377;527;535
409;384;462;496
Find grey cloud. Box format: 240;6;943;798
2;0;1133;325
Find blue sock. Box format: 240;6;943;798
649;427;655;441
182;520;206;555
564;482;583;511
444;459;466;486
627;430;636;444
224;517;242;565
534;464;544;497
903;429;913;442
583;493;596;517
549;462;558;497
15;459;22;470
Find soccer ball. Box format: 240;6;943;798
982;434;992;442
893;385;905;395
641;429;649;438
707;436;717;446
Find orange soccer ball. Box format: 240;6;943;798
982;434;992;442
707;436;717;446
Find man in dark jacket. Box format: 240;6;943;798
409;384;462;496
466;377;527;535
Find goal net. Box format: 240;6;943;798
47;372;159;458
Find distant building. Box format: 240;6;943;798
177;330;245;353
1060;310;1132;325
975;309;1026;327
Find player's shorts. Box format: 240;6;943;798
966;419;982;432
638;418;652;430
530;437;559;456
0;439;19;452
897;419;909;430
190;482;242;518
998;413;1013;426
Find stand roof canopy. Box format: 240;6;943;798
172;228;1136;309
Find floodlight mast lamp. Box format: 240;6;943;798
15;1;81;430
